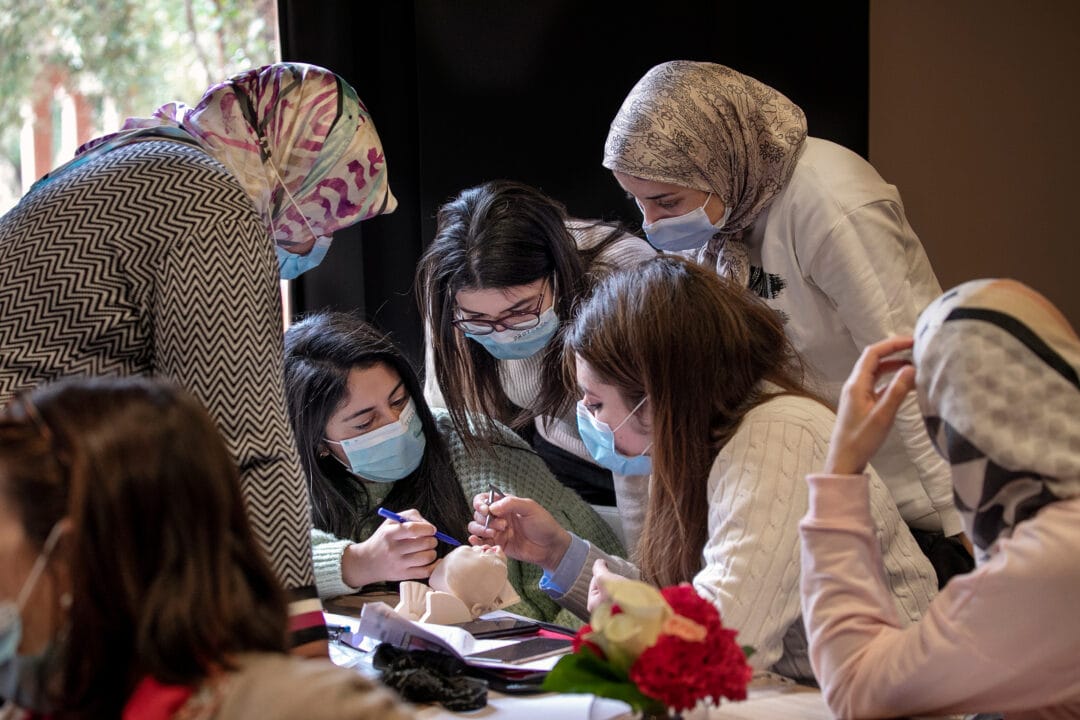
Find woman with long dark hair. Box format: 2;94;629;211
0;377;411;718
417;180;655;523
283;311;622;624
472;256;936;683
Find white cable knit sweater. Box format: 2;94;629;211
548;393;937;683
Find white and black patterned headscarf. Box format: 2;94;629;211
603;61;807;284
914;279;1080;563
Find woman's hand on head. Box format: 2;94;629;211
825;336;917;475
468;494;571;573
340;508;438;588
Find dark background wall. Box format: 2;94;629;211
278;1;869;364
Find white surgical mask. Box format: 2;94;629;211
642;193;732;252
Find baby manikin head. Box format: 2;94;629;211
394;544;521;624
429;545;511;617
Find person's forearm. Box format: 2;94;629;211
341;542;374;589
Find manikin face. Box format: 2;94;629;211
429;545;509;615
575;357;652;457
322;363;409;465
613;170;727;227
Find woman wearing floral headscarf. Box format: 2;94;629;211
603;61;968;576
800;279;1080;718
0;62;396;652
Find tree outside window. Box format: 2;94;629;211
0;0;280;214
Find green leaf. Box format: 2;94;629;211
542;652;665;714
741;645;756;660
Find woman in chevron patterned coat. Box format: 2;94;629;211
0;63;396;652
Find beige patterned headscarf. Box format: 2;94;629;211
603;61;807;281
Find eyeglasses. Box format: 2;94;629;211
451;279;553;336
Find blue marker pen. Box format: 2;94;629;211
376;507;462;546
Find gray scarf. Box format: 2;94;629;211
914;279;1080;563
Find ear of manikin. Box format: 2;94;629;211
493;577;521;610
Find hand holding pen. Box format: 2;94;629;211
377;507;461;546
340;507;443;587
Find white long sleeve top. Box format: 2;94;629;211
729;137;958;534
544;394;937;683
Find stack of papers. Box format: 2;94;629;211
354;602;569;672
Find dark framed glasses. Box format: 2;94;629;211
451;279;552;336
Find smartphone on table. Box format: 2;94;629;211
465;636;573;665
452;617;540;639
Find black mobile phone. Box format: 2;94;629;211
452;617;539;639
465;636;572;665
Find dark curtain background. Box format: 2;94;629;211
278;0;868;365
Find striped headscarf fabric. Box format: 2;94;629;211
76;62;396;252
603;61;807;242
914;279;1080;563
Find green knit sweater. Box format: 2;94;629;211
311;408;625;627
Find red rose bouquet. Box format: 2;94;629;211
542;578;753;717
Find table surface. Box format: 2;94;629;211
412;676;832;720
327;593;834;720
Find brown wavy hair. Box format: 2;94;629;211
0;377;287;718
564;256;817;586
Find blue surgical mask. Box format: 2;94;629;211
642;194;732;252
268;158;333;280
1;522;65;711
326;398;427;483
576;398;652;476
465;305;560;360
276;235;332;280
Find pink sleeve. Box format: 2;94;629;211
800;475;1080;718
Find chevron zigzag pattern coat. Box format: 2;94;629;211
0;139;317;600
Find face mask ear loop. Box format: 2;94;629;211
266;158;320;249
612;395;649;433
15;522;66;612
610;395;652;459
